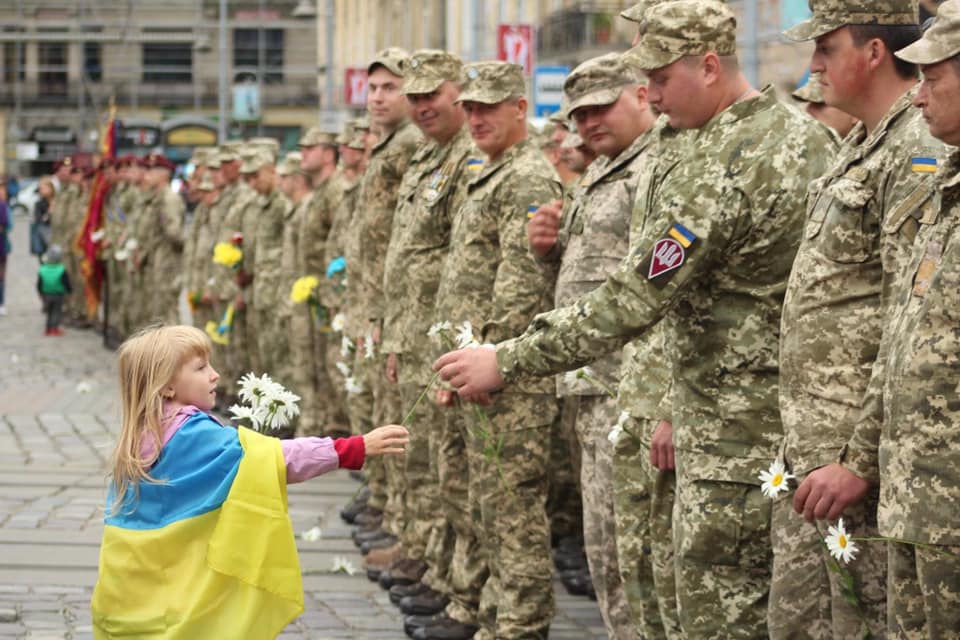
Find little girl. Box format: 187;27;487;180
91;325;408;639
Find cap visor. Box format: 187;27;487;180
403;76;445;95
627;40;683;71
895;40;957;65
566;87;624;116
455;89;512;104
783;17;835;42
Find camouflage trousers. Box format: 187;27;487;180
66;251;86;319
226;304;256;388
347;345;384;514
290;309;321;435
769;484;886;639
105;259;126;335
371;351;404;538
254;294;289;380
613;416;680;640
549;398;583;544
564;394;636;640
887;538;960;638
470;393;559;640
147;264;181;326
440;403;486;626
673;460;772;639
321;325;350;437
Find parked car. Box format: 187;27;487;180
10;178;39;218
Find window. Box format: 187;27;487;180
37;39;68;96
2;41;25;83
233;28;284;83
142;43;192;83
83;42;102;82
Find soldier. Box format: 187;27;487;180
354;47;423;577
775;3;945;638
102;156;133;344
791;74;859;139
122;156;149;335
527;51;658;640
138;153;185;326
427;61;563;640
377;49;475;626
277;151;309;390
182;153;221;332
435;2;834;636
65;161;91;326
852;6;960;634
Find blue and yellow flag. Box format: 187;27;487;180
91;413;303;639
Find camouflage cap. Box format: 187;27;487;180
560;131;586;149
204;154;222;170
335;121;355;145
784;0;919;42
239;148;272;174
298;126;338;148
564;53;643;115
368;47;409;76
218;142;241;163
190;146;214;166
354;115;371;131
896;0;960;64
628;0;737;70
196;174;216;192
456;61;526;105
276;151;304;177
791;74;826;103
621;1;649;23
548;108;568;125
403;49;465;95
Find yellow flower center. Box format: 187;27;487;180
838;535;847;549
772;474;783;487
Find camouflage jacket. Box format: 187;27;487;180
381;126;474;384
550;129;656;397
863;149;960;545
50;183;78;249
436;137;562;395
497;87;834;480
780;87;944;476
324;174;359;313
104;183;129;259
211;181;255;300
252;189;293;311
192;193;223;296
300;171;345;287
181;201;207;292
356;120;423;324
141;187;185;280
280;196;310;320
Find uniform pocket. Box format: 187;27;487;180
810;183;876;263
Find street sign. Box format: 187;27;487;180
345;68;368;108
233;83;261;122
497;24;534;75
533;65;569;117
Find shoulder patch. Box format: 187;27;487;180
466;159;485;173
911;156;938;174
637;223;698;287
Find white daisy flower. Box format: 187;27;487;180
608;410;630;444
345;376;364;395
330;555;356;575
76;381;93;394
575;366;596;380
124;238;139;251
340;335;355;357
336;361;351;377
229;404;256;424
427;321;453;338
363;334;376;359
113;248;129;262
90;229;106;243
759;460;796;499
455;321;479;349
825;518;859;564
300;526;323;542
331;313;346;332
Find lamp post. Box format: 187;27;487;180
217;0;227;143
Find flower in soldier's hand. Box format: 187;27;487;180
759;459;795;498
825;518;859;564
608;411;630;445
300;526;323;542
340;335;355;357
455;321;480;349
363;334;375;359
331;312;346;332
427;321;453;338
290;275;320;304
336;361;351;377
345;376;364;395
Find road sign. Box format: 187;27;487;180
497;24;534;75
533;65;569;118
232;83;260;122
345;68;368;108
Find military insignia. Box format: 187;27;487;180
913;240;942;297
911;156;938;174
844;167;869;182
637;223;697;287
466;158;484;173
467;66;479;80
411;58;421;69
526;205;538;219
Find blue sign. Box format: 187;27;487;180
533;65;570;118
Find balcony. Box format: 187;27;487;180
537;8;634;66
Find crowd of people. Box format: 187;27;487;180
33;0;960;638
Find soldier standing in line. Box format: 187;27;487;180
377;50;474;623
790;73;859;140
426;61;563;640
102;156;132;344
353;48;424;576
277;151;309;390
138;153;185;326
182;152;221;332
773;2;942;637
65;161;90;326
121;156;148;335
435;3;834;636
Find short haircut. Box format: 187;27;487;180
848;24;921;79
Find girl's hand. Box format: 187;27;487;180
363;425;409;456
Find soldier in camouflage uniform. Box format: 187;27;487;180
527;52;657;640
65;164;91;325
436;3;834;636
138;153;185;326
102;156;132;342
182;154;221;332
355;48;423;574
819;7;960;636
428;61;563;640
120;157;147;335
790;73;859;140
378;49;473;613
774;2;941;637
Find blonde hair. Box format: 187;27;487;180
109;324;212;512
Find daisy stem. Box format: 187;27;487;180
402;371;441;427
575;370;617;399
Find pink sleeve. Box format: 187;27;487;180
280;435;366;483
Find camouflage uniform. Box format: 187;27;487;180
252;182;293;378
837;12;960;636
496;3;834;636
119;181;145;335
144;185;185;326
356;50;424;540
537;52;656;640
65;180;90;320
185;167;221;333
103;179;129;337
436;62;563;638
276;152;306;391
773;3;941;637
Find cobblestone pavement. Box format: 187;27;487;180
0;218;606;638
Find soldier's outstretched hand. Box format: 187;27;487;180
434;346;503;397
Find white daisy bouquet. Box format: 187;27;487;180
229;372;301;433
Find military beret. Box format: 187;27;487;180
784;0;919;42
627;0;737;70
896;0;960;64
456;61;526;105
144;153;176;172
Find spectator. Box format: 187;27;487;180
30;176;55;260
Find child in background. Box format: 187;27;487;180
37;244;71;336
91;325;408;639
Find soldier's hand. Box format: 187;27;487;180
372;324;381;345
201;289;213;305
459;390;494;406
363;424;409;456
527;200;563;258
386;353;399;384
434;346;504;397
434;389;455;407
234;293;246;311
793;463;871;523
650;419;675;471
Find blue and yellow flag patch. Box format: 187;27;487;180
667;223;696;248
527;205;539;219
466;158;485;173
911;156;938;174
